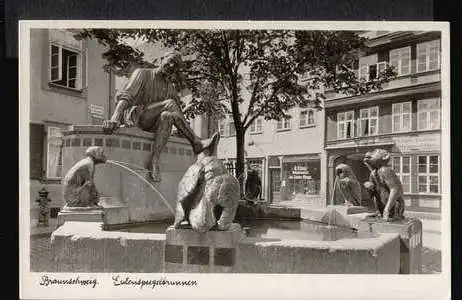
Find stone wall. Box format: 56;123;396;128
51;221;401;274
235;234;400;274
62;125;195;223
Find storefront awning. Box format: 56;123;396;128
325;142;395;151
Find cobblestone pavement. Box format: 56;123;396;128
30;235;57;272
29;235;442;274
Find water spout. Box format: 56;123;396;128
105;160;175;215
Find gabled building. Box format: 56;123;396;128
324;31;442;213
29;28;116;212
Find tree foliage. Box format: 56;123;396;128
76;28;395;196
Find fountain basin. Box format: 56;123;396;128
51;221;401;274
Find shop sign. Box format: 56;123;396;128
288;175;312;180
289;165;311;179
392;134;441;153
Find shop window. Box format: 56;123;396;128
337;110;354;139
299;109;315;127
389;46;411;76
276;118;291;131
359;106;379;136
392;102;412;133
46;127;64;179
418;98;440;130
418;155;440;194
392;156;411;193
249;117;263;134
282;161;320;197
417;40;441;73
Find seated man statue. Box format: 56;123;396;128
62;146;107;208
103;51;218;182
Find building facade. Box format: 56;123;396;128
324;31;442;213
29;28;116;212
217;105;326;206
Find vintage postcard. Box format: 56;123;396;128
19;20;451;299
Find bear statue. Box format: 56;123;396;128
173;133;240;233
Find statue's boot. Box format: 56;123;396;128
173;115;220;154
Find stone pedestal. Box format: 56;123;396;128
164;223;242;273
57;206;105;227
98;197;130;225
358;217;422;274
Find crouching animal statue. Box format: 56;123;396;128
363;148;405;221
62;146;107;208
173;133;240;233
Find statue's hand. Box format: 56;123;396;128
102;120;119;133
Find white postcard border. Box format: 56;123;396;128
19;20;451;300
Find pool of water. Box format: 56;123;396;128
106;219;377;241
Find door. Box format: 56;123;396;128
269;168;281;204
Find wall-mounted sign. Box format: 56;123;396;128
89;104;105;125
392;134;441;153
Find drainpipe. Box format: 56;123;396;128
107;66;113;119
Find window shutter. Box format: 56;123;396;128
30;124;44;180
49;44;62;82
417;43;427;72
389;49;399;71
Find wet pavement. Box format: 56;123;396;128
30;234;442;274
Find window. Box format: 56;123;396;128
358;62;388;81
299;109;315;127
417;40;441;72
250;117;263;134
337;111;354;139
359;106;378;136
389;46;411;76
49;29;83;90
46;127;64;179
229;120;236;136
276;118;291;131
49;44;82;89
418;155;440;193
418;98;440;130
392;156;411;193
218;119;226;136
392;102;412;132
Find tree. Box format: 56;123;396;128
76;29;395;198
